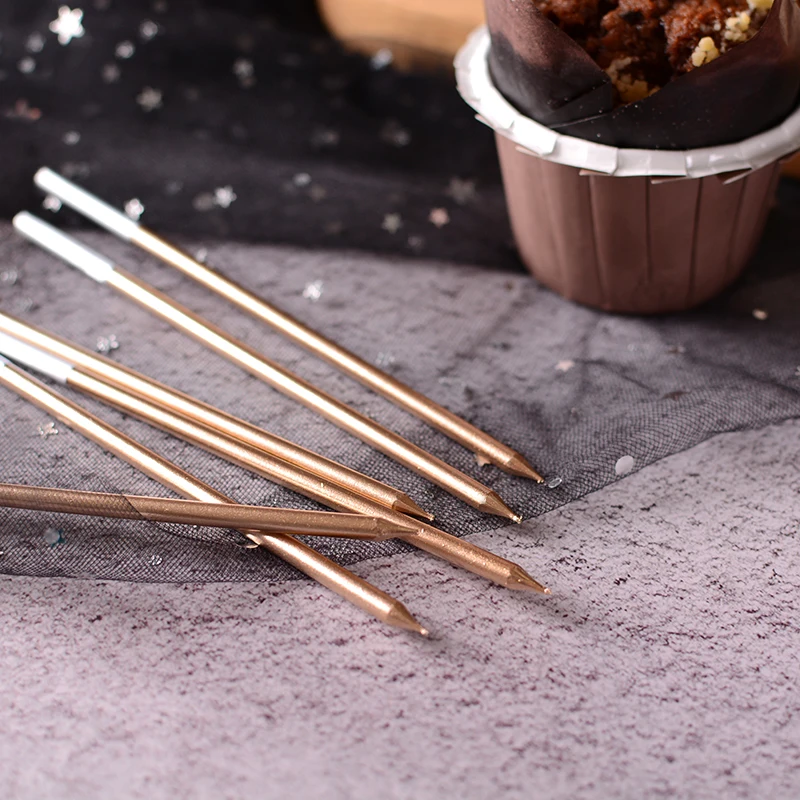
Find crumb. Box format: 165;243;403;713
691;36;721;66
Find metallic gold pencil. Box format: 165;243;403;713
0;482;414;540
34;167;543;482
0;336;547;593
0;312;432;521
13;211;519;521
0;358;428;634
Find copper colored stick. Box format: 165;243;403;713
0;482;414;540
33;167;543;481
13;210;522;521
60;366;548;593
0;312;432;521
0;360;428;635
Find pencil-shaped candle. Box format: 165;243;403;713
0;312;431;521
34;167;543;482
12;211;520;521
0;333;549;593
0;357;428;634
0;482;415;540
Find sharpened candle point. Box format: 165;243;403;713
480;490;520;521
506;565;551;594
385;602;429;636
393;495;435;521
502;453;545;483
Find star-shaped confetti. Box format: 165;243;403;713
213;186;237;208
49;6;85;46
446;177;477;205
382;213;403;234
124;198;144;220
136;87;163;112
428;208;450;228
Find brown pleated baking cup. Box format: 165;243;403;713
496;136;782;314
455;28;800;315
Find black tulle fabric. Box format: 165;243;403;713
1;0;799;583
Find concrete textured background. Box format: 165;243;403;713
2;419;799;799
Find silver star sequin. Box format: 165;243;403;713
382;213;403;234
49;6;86;46
139;20;159;41
136;87;163;112
213;186;237;208
115;40;135;59
428;208;450;228
302;280;324;302
124;198;144;220
446;178;477;205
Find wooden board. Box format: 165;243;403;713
318;0;485;69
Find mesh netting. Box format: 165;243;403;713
1;1;799;583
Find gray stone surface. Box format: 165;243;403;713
2;420;799;800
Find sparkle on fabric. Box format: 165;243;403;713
95;335;120;353
382;213;403;234
38;422;59;438
302;280;324;302
49;7;85;46
124;198;145;220
615;455;635;476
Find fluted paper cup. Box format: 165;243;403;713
456;29;800;314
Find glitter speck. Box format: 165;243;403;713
233;57;255;87
26;33;46;53
149;554;163;566
102;63;121;83
6;99;42;122
213;185;237;209
63;130;81;145
293;172;312;188
95;334;120;354
370;48;394;70
124;198;144;220
310;128;340;149
43;195;63;212
49;6;85;46
376;352;395;367
195;247;208;263
753;308;769;321
38;421;59;438
380;119;411;148
302;280;324;302
308;185;327;203
615;455;635;477
382;213;403;235
428;208;450;228
115;40;136;59
164;180;182;196
136;87;163;112
18;57;36;74
556;360;575;373
193;192;215;212
43;528;64;547
0;269;19;285
547;477;563;489
408;235;424;253
446;178;477;205
139;20;160;40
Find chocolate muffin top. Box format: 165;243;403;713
532;0;774;102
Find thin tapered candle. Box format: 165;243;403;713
0;358;428;634
34;167;543;482
12;211;520;522
0;312;432;521
0;482;416;540
0;334;548;593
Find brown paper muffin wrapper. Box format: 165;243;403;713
496;135;781;314
456;29;799;313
